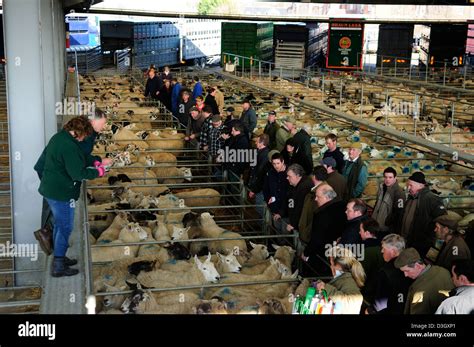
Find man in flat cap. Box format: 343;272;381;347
434;215;471;271
342;142;368;199
400;171;447;258
263;111;280;150
395;248;453;314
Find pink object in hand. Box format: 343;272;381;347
93;160;102;168
96;166;105;177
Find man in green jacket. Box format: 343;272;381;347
342;142;368;199
39;116;106;277
395;248;454;314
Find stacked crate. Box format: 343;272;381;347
133;21;179;69
221;22;274;68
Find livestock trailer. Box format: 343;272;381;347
418;24;468;68
376;24;414;67
99;19;221;69
221;22;274;68
326;21;364;70
273;23;328;69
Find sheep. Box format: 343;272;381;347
137;242;191;263
138;151;177;166
136;254;220;288
97;212;129;242
272;244;296;269
146;129;185;152
236;241;269;266
112;127;149;150
174;188;221;208
152;166;193;184
219;259;280;284
199;212;248;255
92;223;149;263
120;288;199;314
101;283;128;311
459;213;474;228
193;297;229;314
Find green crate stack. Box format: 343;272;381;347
222;22;274;68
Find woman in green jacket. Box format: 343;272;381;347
316;246;366;314
39;116;105;277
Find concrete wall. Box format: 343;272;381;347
4;0;66;282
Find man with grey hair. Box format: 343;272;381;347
275;118;294;152
301;183;346;276
273;164;313;240
366;234;412;314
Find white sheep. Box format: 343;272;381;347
272;244;296;269
199;213;248;255
152;166;192;184
97;212;129;242
136;254;220;288
174;188;220;208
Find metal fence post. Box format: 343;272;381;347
269;62;272;80
409;61;412;80
339;79;343;108
280;66;283;79
259;60;262;79
321;74;325;102
360;83;364;117
463;56;467;89
425;55;429;82
394;57;397;78
380;55;384;76
449;101;455;147
443;61;447;86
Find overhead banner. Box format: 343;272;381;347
326;21;364;70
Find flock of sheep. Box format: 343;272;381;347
79;69;472;314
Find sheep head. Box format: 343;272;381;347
194;254;220;283
249;241;269;260
179;167;193;182
216;251;242;273
171;226;190;241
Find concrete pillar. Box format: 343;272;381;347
4;0;66;283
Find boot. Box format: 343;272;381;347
51;257;79;277
64;256;78;267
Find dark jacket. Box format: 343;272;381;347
34;131;100;180
248;147;270;194
340;215;366;246
292;129;313;169
240;107;257;137
263;167;288;214
323;147;345;174
224;133;250;176
263;121;280;151
280;175;314;229
186;114;205;139
342;157;368;199
159;85;173;111
403;187;447;257
281;146;313;176
176;98;194;127
304;198;347;259
372;181;405;233
326;171;348;202
204;94;219;115
436;236;471;271
38;130;99;201
369;258;412;314
360;238;384;305
171;82;182;114
144;75;162;99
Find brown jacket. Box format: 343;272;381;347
436;236;471;271
325;272;364;314
405;265;454;314
326;171;348;201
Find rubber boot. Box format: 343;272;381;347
51;257;79;277
64;256;78;267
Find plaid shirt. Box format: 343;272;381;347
199;116;213;149
207;124;226;156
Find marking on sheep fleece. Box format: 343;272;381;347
0;241;38;262
55;99;95;117
324;242;365;261
216;148;257;167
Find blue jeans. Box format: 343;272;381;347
46;198;75;258
255;191;265;218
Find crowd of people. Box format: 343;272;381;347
32;66;472;316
